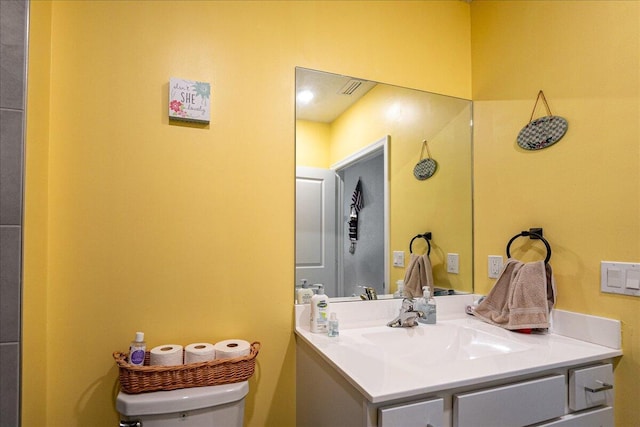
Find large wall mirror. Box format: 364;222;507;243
295;67;473;301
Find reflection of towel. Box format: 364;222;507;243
474;259;556;330
351;178;363;212
349;179;363;243
403;253;434;298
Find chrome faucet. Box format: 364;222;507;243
358;286;378;300
387;298;423;327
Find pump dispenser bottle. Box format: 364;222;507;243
129;332;146;366
414;287;429;324
394;280;405;298
296;279;314;304
310;285;330;333
425;286;437;324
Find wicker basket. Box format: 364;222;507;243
113;341;260;394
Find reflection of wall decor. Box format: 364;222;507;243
413;140;438;180
517;90;568;150
169;77;211;123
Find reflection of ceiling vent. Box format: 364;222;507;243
338;79;364;95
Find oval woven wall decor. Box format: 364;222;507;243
517;115;568;150
414;158;438;180
414;139;438;180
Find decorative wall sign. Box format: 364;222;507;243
517;90;568;150
413;139;438;180
169;77;211;123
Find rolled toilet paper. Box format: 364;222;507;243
184;342;216;364
213;339;251;359
149;344;184;366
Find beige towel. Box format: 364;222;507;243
474;259;556;330
403;253;434;298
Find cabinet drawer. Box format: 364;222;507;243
535;406;613;427
453;375;565;427
378;397;444;427
569;364;613;411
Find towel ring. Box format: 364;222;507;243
409;232;432;255
506;229;552;264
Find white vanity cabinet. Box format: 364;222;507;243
452;367;614;427
453;375;566;426
378;398;444;427
295;298;621;427
297;338;615;427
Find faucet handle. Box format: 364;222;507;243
400;297;415;311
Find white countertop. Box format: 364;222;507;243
295;296;622;403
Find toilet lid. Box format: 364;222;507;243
116;381;249;416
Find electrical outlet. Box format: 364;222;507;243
488;255;503;279
447;253;459;274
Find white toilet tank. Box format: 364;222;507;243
116;381;249;427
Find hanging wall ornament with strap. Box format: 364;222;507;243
413;139;438;180
517;90;568;150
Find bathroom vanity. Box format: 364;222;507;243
295;296;621;427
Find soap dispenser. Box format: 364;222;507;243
296;279;314;304
310;284;330;333
414;287;429;324
424;286;437;324
393;280;405;298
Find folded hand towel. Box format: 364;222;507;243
473;259;523;326
403;253;434;298
508;261;554;329
474;259;556;330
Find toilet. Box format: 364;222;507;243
116;381;249;427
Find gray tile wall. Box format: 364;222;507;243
0;0;28;425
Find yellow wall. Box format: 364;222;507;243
471;1;639;426
295;120;331;168
24;1;471;426
26;1;639;426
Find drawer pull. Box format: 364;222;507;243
585;381;613;393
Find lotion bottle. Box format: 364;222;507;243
129;331;146;366
310;285;330;333
296;279;314;304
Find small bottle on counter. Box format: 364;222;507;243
129;332;146;366
327;312;339;337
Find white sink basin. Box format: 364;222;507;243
342;318;530;365
295;296;622;403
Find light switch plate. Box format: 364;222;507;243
601;261;640;296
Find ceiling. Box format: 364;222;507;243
295;68;377;123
